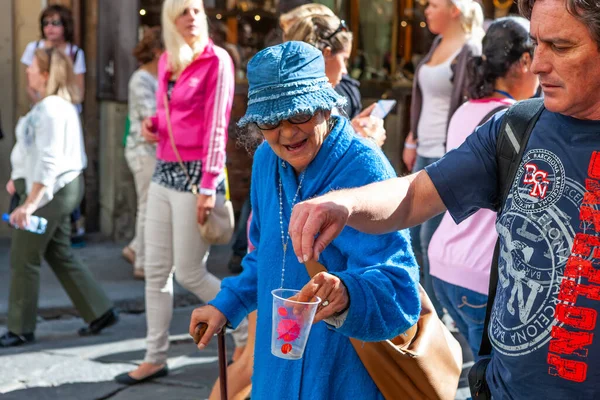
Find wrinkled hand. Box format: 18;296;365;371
197;193;216;225
289;193;352;262
189;305;228;350
141;118;159;143
10;203;36;229
352;116;386;147
295;272;349;323
6;180;15;195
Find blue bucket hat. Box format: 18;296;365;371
238;41;346;128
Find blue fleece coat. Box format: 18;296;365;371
210;117;421;399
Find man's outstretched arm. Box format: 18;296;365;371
289;170;446;263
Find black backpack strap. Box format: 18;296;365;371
478;98;545;357
477;105;510;128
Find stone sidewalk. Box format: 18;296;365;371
0;234;239;399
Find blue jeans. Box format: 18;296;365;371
409;155;444;317
432;277;488;360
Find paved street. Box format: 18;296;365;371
0;236;235;399
0;306;231;399
0;236;474;399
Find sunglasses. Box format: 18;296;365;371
324;20;348;41
43;20;63;27
256;113;314;130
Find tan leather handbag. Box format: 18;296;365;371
305;260;463;400
163;95;235;245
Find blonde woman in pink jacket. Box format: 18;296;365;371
115;0;247;385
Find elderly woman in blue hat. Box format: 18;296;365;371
189;41;420;399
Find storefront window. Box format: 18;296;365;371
136;0;438;85
356;0;394;80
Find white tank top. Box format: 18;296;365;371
416;53;458;158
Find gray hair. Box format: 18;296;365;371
518;0;600;48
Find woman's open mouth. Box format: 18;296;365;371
283;139;308;153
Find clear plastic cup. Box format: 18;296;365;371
271;289;321;360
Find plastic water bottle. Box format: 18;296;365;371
2;213;48;235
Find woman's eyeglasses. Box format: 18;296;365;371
324;20;348;41
43;20;63;27
256;113;313;130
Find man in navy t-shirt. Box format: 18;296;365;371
427;109;600;397
286;0;600;397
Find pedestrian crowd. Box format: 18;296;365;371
2;0;600;398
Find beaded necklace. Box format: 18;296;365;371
278;164;306;288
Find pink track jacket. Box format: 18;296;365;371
151;40;234;192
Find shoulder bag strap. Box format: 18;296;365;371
478;98;545;356
163;94;199;195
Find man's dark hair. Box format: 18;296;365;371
518;0;600;48
40;5;75;43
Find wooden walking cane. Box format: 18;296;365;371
193;323;228;400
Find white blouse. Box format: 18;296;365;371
10;95;87;208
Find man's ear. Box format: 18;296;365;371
322;47;332;57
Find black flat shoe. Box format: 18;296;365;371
78;308;119;336
114;366;169;385
0;331;35;347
